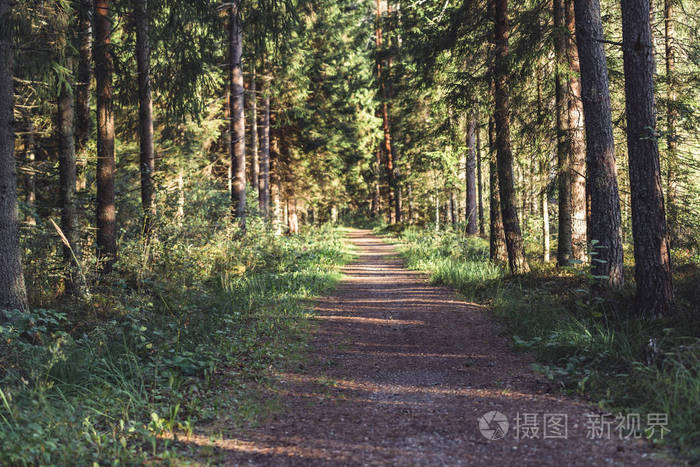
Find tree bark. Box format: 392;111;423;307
229;2;246;230
566;0;587;262
541;159;551;262
94;0;117;273
450;191;457;226
476;116;485;236
488;115;508;263
664;0;678;245
493;0;529;273
58;56;82;294
376;0;398;224
466;113;478;235
76;0;92;192
250;66;259;192
0;0;28;315
554;0;573;266
22;115;36;225
259;75;271;219
371;149;381;217
135;0;156;236
621;0;673;317
573;0;624;287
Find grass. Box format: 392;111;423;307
386;225;700;461
0;218;352;465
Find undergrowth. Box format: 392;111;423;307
0;218;351;465
389;226;700;461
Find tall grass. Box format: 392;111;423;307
391;226;700;461
0;218;351;465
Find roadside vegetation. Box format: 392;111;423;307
0;217;350;465
386;225;700;461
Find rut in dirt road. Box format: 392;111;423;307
193;229;663;465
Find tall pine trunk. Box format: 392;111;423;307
76;0;92;193
465;113;478;235
566;0;587;261
57;54;82;294
476;116;485;236
250;66;259;192
259;75;271;219
621;0;673;317
376;0;397;223
493;0;529;273
22;115;36;225
541;159;551;262
135;0;155;236
371;150;381;217
664;0;678;245
573;0;623;287
229;3;246;230
554;0;573;266
488;115;508;263
94;0;117;273
0;0;28;315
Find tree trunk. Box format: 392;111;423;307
376;0;397;224
135;0;156;236
573;0;624;287
250;66;259;192
58;56;82;294
94;0;117;273
664;0;678;245
488;115;508;263
434;188;440;232
566;0;587;262
476;116;485;236
177;169;185;221
541;159;550;262
22;116;36;225
259;75;271;219
450;191;457;226
493;0;529;273
466;113;478;235
287;197;299;234
621;0;673;317
554;0;573;266
76;0;92;192
371;149;381;217
0;0;28;315
229;3;246;230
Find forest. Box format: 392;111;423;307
0;0;698;464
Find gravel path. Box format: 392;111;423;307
192;229;667;465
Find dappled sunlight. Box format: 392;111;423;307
273;372;553;402
312;315;424;326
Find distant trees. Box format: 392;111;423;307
0;0;691;320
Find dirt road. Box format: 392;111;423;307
192;229;663;465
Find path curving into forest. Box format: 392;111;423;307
193;229;664;465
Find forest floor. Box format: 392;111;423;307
181;229;669;465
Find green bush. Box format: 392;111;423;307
0;216;351;465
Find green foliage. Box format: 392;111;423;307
392;227;700;461
1;215;351;464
